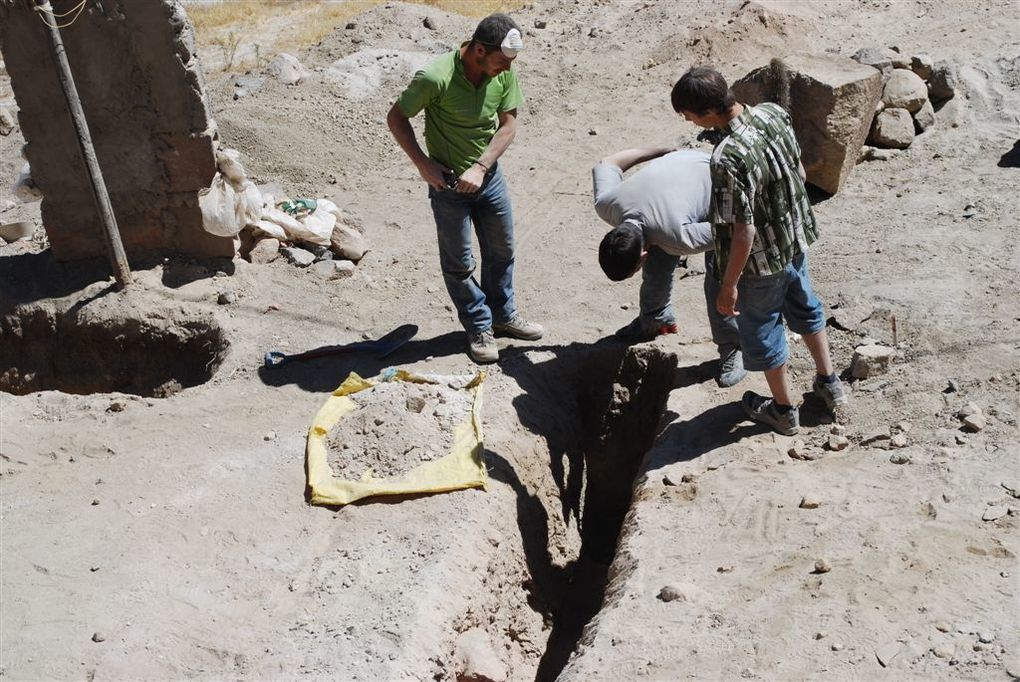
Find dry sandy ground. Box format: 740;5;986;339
1;0;1019;680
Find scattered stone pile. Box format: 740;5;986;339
853;46;957;153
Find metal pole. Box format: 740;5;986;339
35;0;131;287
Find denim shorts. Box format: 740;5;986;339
735;253;826;372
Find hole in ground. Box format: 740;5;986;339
1;302;229;397
503;343;677;681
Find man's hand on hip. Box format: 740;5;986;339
418;158;451;191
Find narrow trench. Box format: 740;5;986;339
0;302;229;397
516;344;678;682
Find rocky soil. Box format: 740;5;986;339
1;0;1018;680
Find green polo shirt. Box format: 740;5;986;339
396;46;523;175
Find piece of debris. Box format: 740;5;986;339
107;400;126;413
0;107;16;136
454;628;508;682
799;496;821;509
217;291;237;305
928;60;957;101
889;433;908;448
788;439;809;459
910;53;934;80
91;632;106;643
247;238;281;264
1001;482;1020;500
423;16;436;30
875;642;902;667
264;431;277;442
862;427;892;446
534;19;547;29
268;53;310;85
961;413;986;433
657;585;686;602
982;506;1008;522
330;224;369;262
281;246;315;267
826;434;849;451
813;559;832;574
962;204;978;218
889;452;911;465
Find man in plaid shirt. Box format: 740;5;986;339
670;66;848;435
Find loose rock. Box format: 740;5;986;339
869;108;914;149
657;585;686;602
889;433;908;448
799;496;821;509
882;68;928;112
936;621;951;633
961;414;986;432
330;224;369;262
91;632;106;643
813;559;832;574
890;452;911;465
913;99;936;132
454;628;508;682
850;344;895;379
859;145;901;162
267;53;310;85
264;431;277;441
978;631;995;644
217;291;237;305
910;53;934;80
933;645;954;659
534;19;547;29
422;16;436;30
107;400;126;413
958;402;982;419
862;427;892;446
876;642;902;667
248;238;280;264
827;435;849;452
982;506;1008;522
928;60;958;101
281;246;315;267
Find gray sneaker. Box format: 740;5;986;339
492;314;544;341
813;375;849;423
468;328;498;364
742;391;800;436
717;348;747;388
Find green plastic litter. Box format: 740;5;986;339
279;198;318;216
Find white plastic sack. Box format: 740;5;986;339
253;219;288;240
259;205;333;246
316;198;342;220
198;173;244;237
299;209;336;245
239;180;263;227
217;148;247;185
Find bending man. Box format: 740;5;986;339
594;146;746;387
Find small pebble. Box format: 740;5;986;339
961;413;986;432
895;421;912;433
957;402;981;418
588;128;598;136
91;632;106;643
717;565;734;573
978;632;994;643
831;642;844;651
813;559;832;574
107;401;126;413
263;431;277;442
935;621;951;632
217;291;237;305
657;585;686;602
799;496;821;509
815;630;828;640
788;440;808;459
933;645;954;659
890;453;911;465
889;433;908;448
827;435;849;452
90;566;100;572
91;499;100;506
983;506;1008;522
830;424;846;436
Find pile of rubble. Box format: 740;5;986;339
199;147;369;279
854;46;957;152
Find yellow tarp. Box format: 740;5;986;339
306;369;487;506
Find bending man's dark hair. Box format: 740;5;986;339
470;13;519;51
671;66;736;115
599;223;644;281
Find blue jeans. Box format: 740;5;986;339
428;163;516;334
640;247;740;354
735;253;826;372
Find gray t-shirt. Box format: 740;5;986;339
592;149;713;256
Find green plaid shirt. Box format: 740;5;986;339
708;102;818;278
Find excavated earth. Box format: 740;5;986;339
1;1;1018;680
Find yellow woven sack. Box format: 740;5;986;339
306;369;487;506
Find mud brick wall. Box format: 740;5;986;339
0;0;234;260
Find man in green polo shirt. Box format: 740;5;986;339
387;13;543;364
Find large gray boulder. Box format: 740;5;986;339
869;108;914;149
882;68;928;113
732;53;882;194
928;60;958;101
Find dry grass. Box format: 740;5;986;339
186;0;513;70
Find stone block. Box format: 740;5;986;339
732;53;882;195
330;224;369;262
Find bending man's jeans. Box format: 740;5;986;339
428;163;516;334
640;247;740;354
